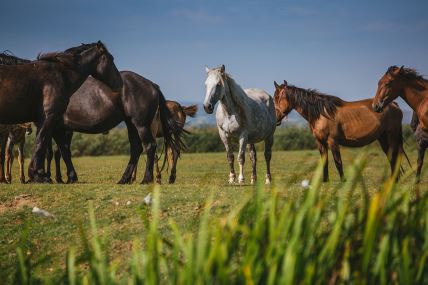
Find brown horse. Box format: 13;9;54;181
5;123;32;183
274;80;407;181
0;123;32;183
410;112;428;181
0;42;122;183
372;66;428;130
143;101;196;183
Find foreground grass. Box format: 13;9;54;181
0;147;427;283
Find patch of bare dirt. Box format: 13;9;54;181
0;194;38;214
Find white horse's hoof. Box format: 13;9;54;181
250;178;256;184
265;178;272;185
229;177;236;184
238;176;244;184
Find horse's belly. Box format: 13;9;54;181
63;106;122;134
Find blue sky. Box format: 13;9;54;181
2;0;427;107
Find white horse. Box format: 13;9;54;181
203;65;276;184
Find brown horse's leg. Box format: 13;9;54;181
265;136;274;184
54;146;64;183
18;141;25;183
5;139;13;183
416;145;426;183
249;144;257;184
118;122;143;184
168;147;179;184
155;153;161;184
0;136;8;183
317;141;329;182
329;142;344;181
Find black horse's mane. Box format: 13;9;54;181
0;51;31;65
387;66;427;82
37;41;107;67
286;85;343;125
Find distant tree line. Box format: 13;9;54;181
20;125;416;157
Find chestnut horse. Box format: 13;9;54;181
372;66;428;130
5;123;33;183
410;112;428;181
0;42;122;182
274;81;407;181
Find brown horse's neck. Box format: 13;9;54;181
400;80;428;113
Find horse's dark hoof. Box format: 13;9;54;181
28;176;52;183
0;179;10;184
141;176;154;185
168;176;176;184
56;177;65;184
66;178;78;184
20;178;26;184
117;178;132;184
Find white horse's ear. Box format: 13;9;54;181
205;66;210;73
220;64;225;74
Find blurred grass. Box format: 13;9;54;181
0;145;427;283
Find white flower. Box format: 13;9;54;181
301;179;310;189
143;193;152;205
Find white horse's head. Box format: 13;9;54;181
203;65;226;114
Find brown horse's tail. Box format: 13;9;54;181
157;89;187;171
181;104;198;118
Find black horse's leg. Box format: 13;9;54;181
416;145;426;182
46;139;53;180
28;122;42;181
54;146;64;183
264;136;273;184
118;122;143;184
137;126;156;184
317;141;329;182
329;141;344;181
5;139;14;183
18;141;26;183
53;131;77;183
28;115;56;183
249;144;257;184
155;153;162;184
168;147;180;184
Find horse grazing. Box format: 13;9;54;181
203;65;276;184
0;123;32;183
42;72;185;184
5;123;32;183
410;112;428;181
373;66;428;130
274;81;407;181
0;42;123;183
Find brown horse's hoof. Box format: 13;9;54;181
141;176;154;185
168;176;176;184
117;178;132;184
66;178;78;184
28;176;53;184
0;179;10;184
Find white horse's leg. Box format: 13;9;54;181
249;144;257;184
238;135;247;184
220;131;236;183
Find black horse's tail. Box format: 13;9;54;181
157;88;187;170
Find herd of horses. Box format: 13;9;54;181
0;42;427;185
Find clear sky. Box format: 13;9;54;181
2;0;427;107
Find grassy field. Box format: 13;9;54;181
0;146;426;283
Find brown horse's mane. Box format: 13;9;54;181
0;51;31;65
388;66;427;83
286;85;343;125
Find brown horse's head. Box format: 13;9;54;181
372;66;404;112
273;80;291;126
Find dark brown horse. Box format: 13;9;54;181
0;42;122;182
43;72;185;184
410;112;428;181
372;66;428;129
274;81;407;181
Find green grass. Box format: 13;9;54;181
0;146;427;283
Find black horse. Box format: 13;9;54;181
43;72;185;184
411;112;428;182
0;42;123;183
